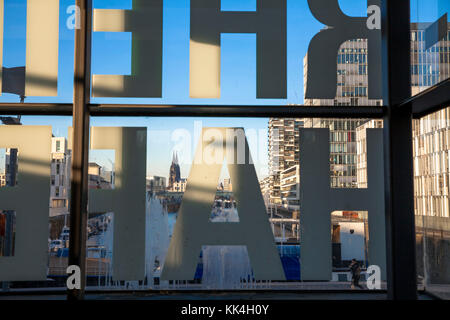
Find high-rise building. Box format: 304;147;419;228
267;118;303;205
303;118;366;188
280;165;300;211
355;119;383;189
259;176;271;203
303;38;382;108
412;108;450;218
302;37;382;189
410;23;450;96
355;23;450;218
268;23;450;213
409;24;450;217
356;110;450;219
266;39;381;204
303;24;450;189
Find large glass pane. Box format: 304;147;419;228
0;0;385;107
82;116;386;292
410;0;450;96
89;0;383;106
4;0;449;301
413;108;450;299
0;116;73;291
0;0;74;104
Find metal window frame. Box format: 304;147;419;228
0;0;449;300
381;0;417;300
67;0;92;301
0;103;385;118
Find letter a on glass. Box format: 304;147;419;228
161;128;285;281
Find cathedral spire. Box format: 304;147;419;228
169;150;181;190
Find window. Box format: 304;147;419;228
52;199;66;208
0;0;447;302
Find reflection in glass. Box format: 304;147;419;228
413;108;450;299
411;1;450;96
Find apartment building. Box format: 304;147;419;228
49;137;71;218
267;118;303;205
280;165;300;211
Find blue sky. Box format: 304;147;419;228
1;0;448;179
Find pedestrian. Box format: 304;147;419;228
349;259;363;289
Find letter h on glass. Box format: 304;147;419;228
299;128;386;281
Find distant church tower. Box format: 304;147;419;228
168;151;181;189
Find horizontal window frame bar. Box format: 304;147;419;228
400;78;450;119
3;84;449;119
0;103;385;118
0;288;389;296
0;103;73;115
